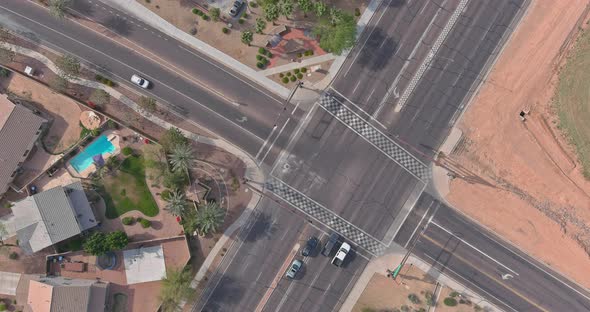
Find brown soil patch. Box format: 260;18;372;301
7;73;82;154
446;0;590;288
352;265;476;312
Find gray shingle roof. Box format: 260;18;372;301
26;276;108;312
0;96;46;194
13;181;97;254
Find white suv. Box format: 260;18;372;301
331;242;350;267
131;74;150;88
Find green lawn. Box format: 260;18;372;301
101;155;159;219
555;28;590;178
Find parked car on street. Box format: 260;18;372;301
301;236;319;257
131;74;150;88
321;233;340;257
331;242;351;267
285;259;302;279
229;0;244;17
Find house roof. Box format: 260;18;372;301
0;94;46;194
13;181;97;254
123;245;167;284
25;276;108;312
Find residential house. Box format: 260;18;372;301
19;275;108;312
0;93;47;196
12;181;98;254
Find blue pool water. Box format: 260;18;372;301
70;135;116;173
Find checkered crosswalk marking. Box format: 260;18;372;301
266;177;387;256
319;94;430;182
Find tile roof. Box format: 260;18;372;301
25;277;108;312
0;94;46;194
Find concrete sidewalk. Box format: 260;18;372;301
100;0;384;101
258;53;337;76
3;41;265;297
340;246;501;312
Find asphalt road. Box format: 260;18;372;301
0;0;301;161
395;193;590;312
6;0;590;311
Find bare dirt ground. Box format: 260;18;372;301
352;265;479;312
445;0;590;288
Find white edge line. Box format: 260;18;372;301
259;118;290;165
429;221;519;276
404;200;435;248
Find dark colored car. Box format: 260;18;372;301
301;236;319;257
321;233;341;257
229;0;244;17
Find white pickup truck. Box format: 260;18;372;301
331;242;351;267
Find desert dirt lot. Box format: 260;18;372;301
446;0;590;288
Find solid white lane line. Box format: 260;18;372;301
429;221;519;276
422;253;518;312
352;80;362;94
259;118;290;165
291;101;300;114
255;125;277;160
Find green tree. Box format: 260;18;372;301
163;170;188;190
209;7;221;21
49;0;72;19
168;143;194;173
165;189;187;217
312;12;357;55
195;201;225;235
241;30;254;46
314;1;327;17
329;7;342;25
255;18;267;34
263;3;280;23
138;96;157;113
298;0;313;17
89;89;110;107
160;127;188;152
159;267;193;312
55;54;80;78
48;75;68;93
0;48;16;64
278;0;294;19
83;232;109;255
106;231;128;250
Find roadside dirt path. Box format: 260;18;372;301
446;0;590;288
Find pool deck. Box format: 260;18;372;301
67;130;121;178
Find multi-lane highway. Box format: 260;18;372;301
3;0;590;311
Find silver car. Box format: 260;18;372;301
131;74;150;88
285;259;302;279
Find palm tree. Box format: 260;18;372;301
165;189;187;217
195;201;225;235
159;267;193;312
168;143;194;174
49;0;72;19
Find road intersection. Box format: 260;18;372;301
3;0;590;311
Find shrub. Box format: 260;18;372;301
140;218;151;228
449;291;460;298
122;146;133;156
0;302;6;311
408;293;420;304
106;80;114;87
258;47;267;54
250;1;258;8
290;75;296;82
297;52;303;58
266;51;273;58
238;18;245;24
122;217;134;225
400;305;410;312
301;67;307;73
210;7;221;21
256;62;264;69
294;68;300;74
95;74;103;81
279;73;284;78
202;15;209;21
296;73;303;79
192;8;200;14
444;298;458;307
286;72;292;76
120;189;126;196
256;54;263;61
355;8;361;16
189;27;197;35
282;77;289;84
222;27;229;34
261;57;269;65
243;13;249;18
160;189;172;200
0;68;10;78
8;252;18;260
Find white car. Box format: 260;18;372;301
131;74;150;88
331;242;350;267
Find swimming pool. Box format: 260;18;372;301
70;135;116;173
